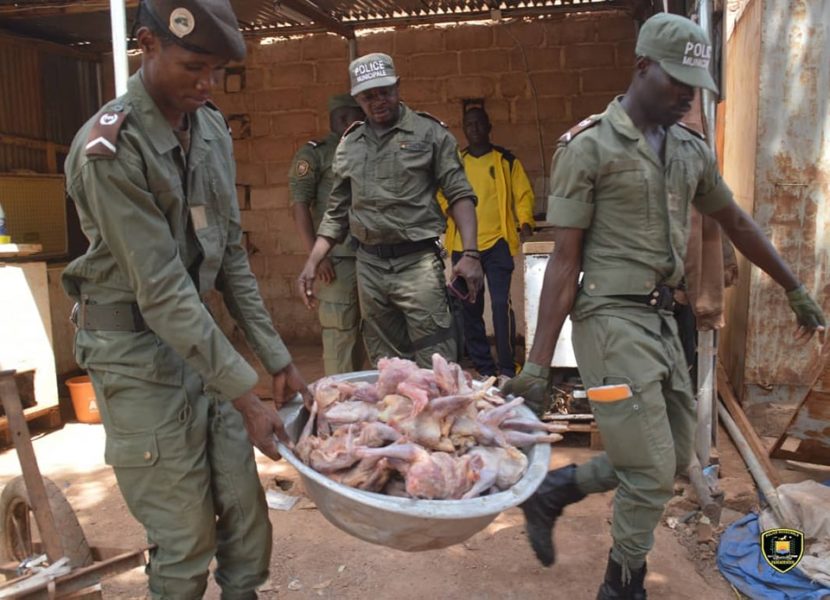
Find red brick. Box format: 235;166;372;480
301;33;348;60
301;83;351;111
460;49;510;74
254;88;304;112
482;98;510;123
232;139;250;163
510;47;561;71
580;68;632;94
499;73;528;98
563;44;615;69
243;68;266;92
616;41;637;67
356;32;394;55
446;76;495;100
494;21;544;48
409;53;459;78
250;114;271;137
316;59;349;85
270;111;318;136
250;137;296;163
571;94;613;120
410;104;458;128
211;93;248;114
257;276;293;301
240;207;271;231
236;185;251;211
266;161;293;185
278;232;307;254
530;71;580;97
539;120;573;142
399;78;445;105
596;15;637;42
395;27;445;54
255;39;302;64
559;19;596;45
514;97;567;123
264;252;306;275
268;63;316;87
236;162;267;186
445;25;493;51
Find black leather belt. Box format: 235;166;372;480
71;300;147;332
359;238;437;259
618;285;676;311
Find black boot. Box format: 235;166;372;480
519;464;586;567
596;552;647;600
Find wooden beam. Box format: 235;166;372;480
0;1;137;18
0;133;70;154
0;373;65;564
277;0;355;39
716;361;782;487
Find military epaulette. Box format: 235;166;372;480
677;121;706;140
85;102;130;158
306;139;322;148
416;111;448;128
205;100;231;135
558;116;601;144
341;120;364;139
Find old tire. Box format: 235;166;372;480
0;476;93;567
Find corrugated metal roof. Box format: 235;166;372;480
0;0;620;51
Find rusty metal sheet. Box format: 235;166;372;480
742;0;830;389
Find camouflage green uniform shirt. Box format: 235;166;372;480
62;72;291;401
546;98;733;325
288;132;356;257
316;103;475;246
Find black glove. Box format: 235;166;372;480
501;361;551;418
786;285;826;333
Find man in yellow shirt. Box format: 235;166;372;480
444;106;535;377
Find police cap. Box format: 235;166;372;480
142;0;246;62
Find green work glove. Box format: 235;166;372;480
786;285;826;332
501;361;551;418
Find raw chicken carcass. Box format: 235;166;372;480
330;456;393;492
462;446;529;498
376;357;420;397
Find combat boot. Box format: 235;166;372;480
596;552;647;600
519;463;586;566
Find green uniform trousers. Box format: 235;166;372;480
88;366;271;600
570;312;695;569
316;256;365;375
356;249;456;368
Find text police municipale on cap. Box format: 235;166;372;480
144;0;246;61
635;12;718;94
349;53;399;96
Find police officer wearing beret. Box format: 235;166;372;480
62;1;311;597
290;95;366;375
298;53;484;367
501;13;826;598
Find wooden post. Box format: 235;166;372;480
0;370;65;563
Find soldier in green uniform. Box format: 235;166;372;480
290;95;366;375
62;1;311;597
298;53;484;368
502;13;825;599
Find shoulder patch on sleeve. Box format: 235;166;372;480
677;121;706;140
558;116;601;145
341;120;364;139
85;104;130;158
416;111;448;128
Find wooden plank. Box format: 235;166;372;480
716;361;782;487
0;244;43;257
0;1;137;17
522;241;555;255
0;374;64;563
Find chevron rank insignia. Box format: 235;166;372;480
86;104;129;158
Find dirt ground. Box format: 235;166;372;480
1;343;823;599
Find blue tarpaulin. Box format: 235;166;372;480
717;512;830;599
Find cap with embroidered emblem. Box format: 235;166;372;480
140;0;246;62
349;53;399;96
635;12;718;94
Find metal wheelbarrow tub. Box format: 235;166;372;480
276;370;551;552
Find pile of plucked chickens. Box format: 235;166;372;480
294;354;563;500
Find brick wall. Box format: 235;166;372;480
209;11;636;350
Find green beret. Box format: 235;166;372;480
143;0;246;62
328;94;360;113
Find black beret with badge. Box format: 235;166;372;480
141;0;246;62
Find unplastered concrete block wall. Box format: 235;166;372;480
209;11;635;348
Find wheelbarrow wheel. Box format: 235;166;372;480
0;475;93;568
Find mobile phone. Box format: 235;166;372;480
448;276;470;301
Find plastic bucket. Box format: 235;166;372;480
66;375;101;424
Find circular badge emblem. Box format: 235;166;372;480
99;113;118;126
296;160;310;177
169;7;195;38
